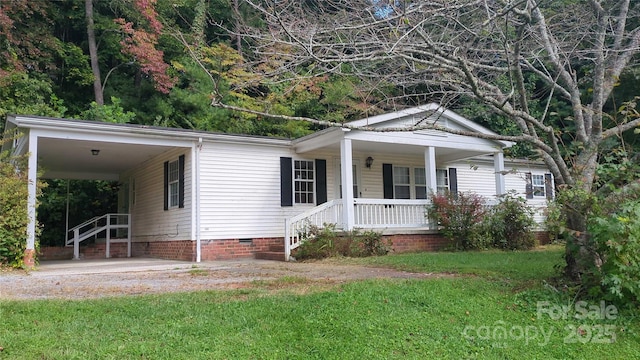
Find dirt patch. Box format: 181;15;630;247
0;260;448;300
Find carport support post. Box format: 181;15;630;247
25;131;38;268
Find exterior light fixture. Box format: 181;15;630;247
365;156;374;168
91;149;100;156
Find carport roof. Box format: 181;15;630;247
3;115;291;180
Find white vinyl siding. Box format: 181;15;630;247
124;143;553;242
453;162;496;197
123;148;192;242
336;163;360;198
198;142;302;240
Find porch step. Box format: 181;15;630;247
267;244;285;252
254;251;287;261
254;243;286;261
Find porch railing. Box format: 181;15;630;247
284;198;432;260
66;213;131;260
284;200;343;261
353;198;431;228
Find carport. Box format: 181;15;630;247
2;115;197;266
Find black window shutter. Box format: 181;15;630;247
545;173;553;200
280;157;293;206
383;163;394;199
448;168;458;196
315;159;327;205
163;161;169;210
178;155;185;208
525;172;534;199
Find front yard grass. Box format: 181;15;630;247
1;246;638;359
337;244;565;282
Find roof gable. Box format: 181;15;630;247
347;103;510;146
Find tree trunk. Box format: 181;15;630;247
232;0;242;57
192;0;207;48
562;151;601;280
85;0;104;105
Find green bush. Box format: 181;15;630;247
427;191;538;251
485;192;536;250
543;199;566;243
588;198;640;303
354;229;389;257
294;224;339;260
0;135;45;268
427;191;487;250
294;224;388;260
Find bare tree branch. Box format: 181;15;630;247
214;0;639;194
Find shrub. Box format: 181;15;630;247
485;192;536;250
294;224;388;260
0;135;45;268
427;191;487;250
294;224;338;260
588;198;640;304
543;199;567;243
350;229;390;257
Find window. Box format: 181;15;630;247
294;160;314;204
415;168;427;199
168;159;180;208
164;155;185;210
525;172;552;199
532;174;545;197
393;166;411;199
384;165;456;199
436;169;449;194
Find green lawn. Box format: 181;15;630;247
1;246;638;359
334;245;564;282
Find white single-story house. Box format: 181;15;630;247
2;104;553;265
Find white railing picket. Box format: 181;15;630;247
352;199;430;228
284;198;432;261
68;213;131;260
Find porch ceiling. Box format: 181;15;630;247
299;140;492;163
352;140;483;161
37;137;174;180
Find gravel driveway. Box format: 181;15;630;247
0;258;436;300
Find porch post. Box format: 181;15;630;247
494;152;506;196
424;146;437;196
340;137;354;230
25;131;38;268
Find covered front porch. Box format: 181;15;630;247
284;105;512;260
